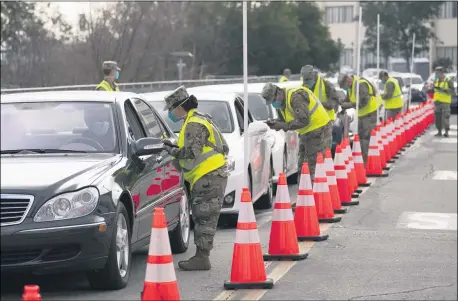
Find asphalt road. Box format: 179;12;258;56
1;115;457;301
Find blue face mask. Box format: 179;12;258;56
272;100;282;109
115;71;120;80
168;111;183;123
343;86;349;91
305;81;315;89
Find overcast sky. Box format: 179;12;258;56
53;2;106;27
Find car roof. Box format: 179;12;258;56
0;91;139;104
395;72;422;78
142;90;239;103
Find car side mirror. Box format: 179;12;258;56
132;137;164;156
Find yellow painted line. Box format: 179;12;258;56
237;223;330;301
213;261;273;301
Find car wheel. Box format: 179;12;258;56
87;203;131;290
254;164;274;210
169;191;191;254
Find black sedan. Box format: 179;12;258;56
0;91;190;290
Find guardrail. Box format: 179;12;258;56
0;74;302;95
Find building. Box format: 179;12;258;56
318;1;457;74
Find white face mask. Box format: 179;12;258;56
91;121;109;136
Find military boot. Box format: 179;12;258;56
435;130;442;137
178;248;211;271
444;130;449;137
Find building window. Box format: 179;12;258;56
439;1;457;19
340;48;353;68
436;46;457;66
325;6;354;24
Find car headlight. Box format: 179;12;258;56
34;187;99;222
226;156;235;172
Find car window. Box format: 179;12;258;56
124;101;146;140
131;98;165;138
148;100;234;133
403;77;423;85
394;77;405;88
1;101;118;153
236;93;273;121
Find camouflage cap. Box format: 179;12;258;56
283;68;291;74
163;85;189;111
435;66;444;72
102;61;121;71
300;65;316;81
378;69;389;79
261;82;278;104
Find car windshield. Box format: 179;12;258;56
1;101;118;153
149;100;234;133
236;93;273;121
404;77;423;85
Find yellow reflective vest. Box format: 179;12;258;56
312;76;335;121
279;87;330;135
383;77;403;109
349;76;378;117
434;78;452;104
96;80;120;92
279;76;289;83
177;109;226;190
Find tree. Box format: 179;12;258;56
361;1;444;70
433;57;454;72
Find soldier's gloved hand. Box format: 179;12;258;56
340;102;354;110
163;144;174;154
268;121;287;131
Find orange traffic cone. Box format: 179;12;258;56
324;148;347;214
341;141;355;197
352;134;370;187
344;139;361;195
264;173;308;261
366;129;388;177
225;188;273;289
22;285;41;301
380;122;392;164
294;163;329;241
142;208;180;301
313;153;342;223
376;125;388;170
334;145;359;206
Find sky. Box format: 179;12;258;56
48;2;107;28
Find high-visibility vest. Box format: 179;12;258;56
434;78;452;104
177;109;226;190
383;77;403;109
312;76;335;121
349;76;378;117
279;87;330;135
96;80;120;92
279;76;289;82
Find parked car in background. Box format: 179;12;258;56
1;91;190;290
396;73;426;103
143;90;274;224
186;83;299;186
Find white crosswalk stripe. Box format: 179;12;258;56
432;170;458;180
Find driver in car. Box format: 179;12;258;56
81;106;115;151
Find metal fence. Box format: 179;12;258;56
0;74;303;95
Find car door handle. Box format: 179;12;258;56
156;156;163;163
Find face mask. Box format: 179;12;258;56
115;71;120;80
305;81;315;89
272;100;282;109
435;74;439;80
91;121;109;136
168;111;184;123
343;86;349;91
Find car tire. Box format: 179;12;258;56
169;191;191;254
87;203;131;290
254;164;274;210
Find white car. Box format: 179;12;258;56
142;90;274;221
187;83;299;186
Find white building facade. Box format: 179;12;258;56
318;1;457;73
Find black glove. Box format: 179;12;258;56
267;121;287;131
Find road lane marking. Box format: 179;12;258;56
430;131;457;136
432;138;458;144
397;212;457;231
450;125;457;130
432;170;458;180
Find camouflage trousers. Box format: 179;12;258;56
434;101;451;132
358;111;378;164
385;108;402;122
298;122;332;183
191;172;228;252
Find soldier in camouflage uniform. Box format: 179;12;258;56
261;83;332;183
339;74;378;164
162;86;229;271
301;65;340;148
432;66;455;137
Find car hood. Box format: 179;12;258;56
1;154;121;194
